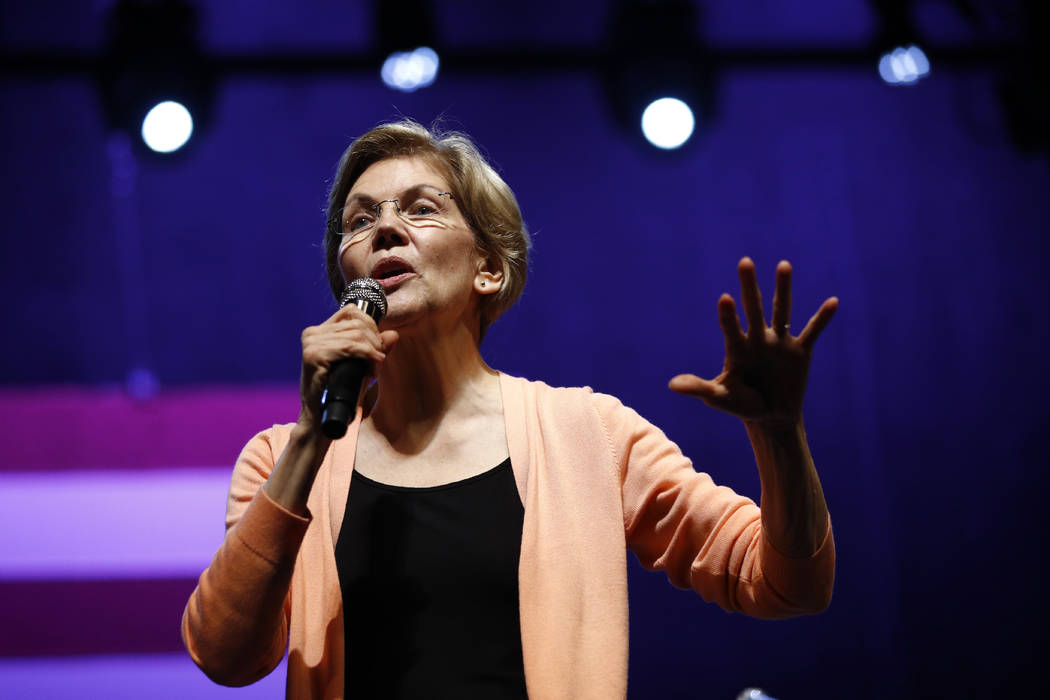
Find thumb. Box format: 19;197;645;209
668;373;726;401
379;330;400;353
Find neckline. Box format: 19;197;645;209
351;457;512;493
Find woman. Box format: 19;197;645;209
182;120;837;699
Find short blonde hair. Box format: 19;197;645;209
324;119;531;338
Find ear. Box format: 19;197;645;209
474;258;504;296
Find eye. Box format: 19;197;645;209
344;215;373;234
344;209;374;233
404;198;440;217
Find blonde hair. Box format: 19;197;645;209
324;119;531;338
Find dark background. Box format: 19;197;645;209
2;1;1048;697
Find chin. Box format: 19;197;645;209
378;301;420;329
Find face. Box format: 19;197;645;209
338;156;500;331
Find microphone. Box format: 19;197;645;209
320;278;388;439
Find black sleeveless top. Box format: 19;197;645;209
335;458;527;699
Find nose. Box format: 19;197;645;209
374;199;400;223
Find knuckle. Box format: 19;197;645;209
341;305;365;320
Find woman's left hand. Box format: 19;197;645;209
669;257;838;428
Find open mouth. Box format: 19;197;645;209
370;257;415;285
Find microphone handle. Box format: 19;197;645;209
320;356;368;439
319;295;384;439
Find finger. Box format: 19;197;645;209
304;321;386;359
314;323;386;357
326;317;384;338
717;294;745;351
798;297;839;351
771;260;792;336
737;257;765;339
324;305;356;324
308;336;386;365
379;330;399;353
668;374;729;402
329;304;379;328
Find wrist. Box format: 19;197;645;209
290;418;330;451
746;418;810;485
745;416;805;441
263;420;332;515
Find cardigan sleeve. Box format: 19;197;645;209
592;392;834;618
181;427;312;686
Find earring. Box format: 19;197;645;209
480;281;486;287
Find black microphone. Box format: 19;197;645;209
320;278;388;439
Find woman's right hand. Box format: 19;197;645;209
263;305;397;513
296;305;399;434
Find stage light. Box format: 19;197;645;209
603;1;714;151
871;1;930;86
97;0;213;155
375;0;440;92
381;46;440;92
140;101;194;153
640;97;695;149
878;44;930;85
736;689;778;700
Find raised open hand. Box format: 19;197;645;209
669;257;838;428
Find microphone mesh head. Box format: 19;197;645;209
339;278;388;319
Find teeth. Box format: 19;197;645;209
373;261;411;279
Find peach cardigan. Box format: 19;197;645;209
183;373;834;698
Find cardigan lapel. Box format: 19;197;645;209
499;372;531;504
325;404;363;546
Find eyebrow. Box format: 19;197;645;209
343;183;447;208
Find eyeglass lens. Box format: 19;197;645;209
341;186;452;237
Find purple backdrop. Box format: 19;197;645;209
3;1;1048;698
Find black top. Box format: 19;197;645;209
335;458;527;699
